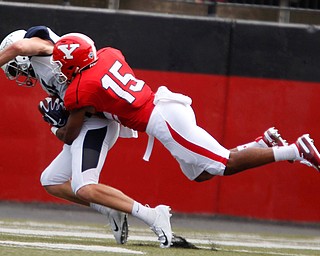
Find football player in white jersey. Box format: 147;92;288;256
0;26;174;247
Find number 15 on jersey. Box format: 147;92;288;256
102;60;145;103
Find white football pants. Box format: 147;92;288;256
146;86;230;180
40;116;120;193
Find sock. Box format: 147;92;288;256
237;141;264;151
90;203;112;217
131;201;157;226
272;144;300;162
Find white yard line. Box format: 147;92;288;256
216;248;313;256
193;238;320;250
1;222;320;252
0;220;101;231
0;240;144;254
0;227;113;239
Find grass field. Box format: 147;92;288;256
0;218;319;256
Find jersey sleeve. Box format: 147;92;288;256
63;80;99;111
25;26;60;43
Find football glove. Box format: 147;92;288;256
39;97;69;127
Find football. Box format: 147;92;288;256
38;96;69;127
38;96;58;115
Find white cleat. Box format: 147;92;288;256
256;127;293;163
295;134;320;172
150;205;173;248
109;210;129;244
256;127;288;147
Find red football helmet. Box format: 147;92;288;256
51;33;97;83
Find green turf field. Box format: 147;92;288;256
0;219;319;256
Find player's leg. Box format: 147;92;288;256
40;136;103;206
70;120;172;248
41;117;129;244
69;117;133;245
44;181;89;205
224;132;320;175
40;144;88;204
150;100;320;182
225;147;284;175
196;134;320;180
75;183;172;248
148;102;229;180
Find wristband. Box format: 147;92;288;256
51;126;58;136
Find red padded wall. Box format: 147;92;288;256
1;70;320;222
220;76;320;222
0;74;61;202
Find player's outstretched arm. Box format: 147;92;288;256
0;37;53;67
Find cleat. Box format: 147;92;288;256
150;205;173;248
109;210;129;244
295;134;320;172
256;127;293;163
256;127;288;147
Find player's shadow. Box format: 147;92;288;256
132;234;219;250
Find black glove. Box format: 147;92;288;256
39;97;69;127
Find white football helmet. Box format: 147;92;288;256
0;29;36;87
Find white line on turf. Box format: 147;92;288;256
187;237;320;250
1;226;320;251
216;248;313;256
0;240;144;254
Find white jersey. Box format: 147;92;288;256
25;26;136;192
31;55;67;98
24;26;66;99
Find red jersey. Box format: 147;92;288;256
64;47;155;132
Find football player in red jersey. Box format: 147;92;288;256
52;33;320;180
51;33;320;236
